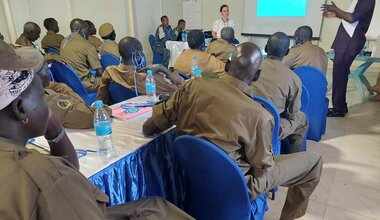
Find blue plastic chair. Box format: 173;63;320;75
294;66;329;141
50;61;97;106
149;34;164;65
301;85;310;116
100;53;120;70
108;83;137;105
253;93;309;153
44;47;60;55
48;68;55;82
253;96;281;155
174;135;268;220
178;72;190;80
233;38;240;44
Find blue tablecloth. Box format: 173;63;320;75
88;129;268;218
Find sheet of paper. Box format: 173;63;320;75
183;1;202;30
158;27;165;39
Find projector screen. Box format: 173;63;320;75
243;0;326;38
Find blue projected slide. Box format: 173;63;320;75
257;0;307;17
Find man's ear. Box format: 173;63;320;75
264;45;268;53
253;69;261;82
11;98;27;122
285;48;290;56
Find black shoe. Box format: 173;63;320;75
327;108;346;117
343;107;348;114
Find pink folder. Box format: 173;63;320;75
112;106;152;120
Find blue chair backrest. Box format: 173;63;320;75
100;53;120;70
233;38;240;44
50;61;96;106
48;68;55;82
301;85;310;115
294;66;328;141
44;47;60;55
108;83;137;105
253;96;281;155
149;34;156;49
149;34;164;65
174;135;251;220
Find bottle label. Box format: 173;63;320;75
94;121;112;136
145;83;156;93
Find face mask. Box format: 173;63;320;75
293;37;303;46
132;51;146;68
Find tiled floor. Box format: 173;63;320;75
265;67;380;220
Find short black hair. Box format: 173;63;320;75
187;30;205;50
221;27;234;43
266;32;290;59
119;36;143;62
43;18;57;30
220;4;229;12
295;26;313;42
178;19;185;25
161;15;168;22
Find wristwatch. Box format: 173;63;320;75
45;127;66;143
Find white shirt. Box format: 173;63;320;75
212;18;235;38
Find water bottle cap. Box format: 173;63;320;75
192;55;197;59
147;70;153;75
93;100;104;109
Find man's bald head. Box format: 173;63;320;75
44;18;59;33
265;32;290;60
70;18;83;32
187;30;205;50
84;20;97;35
118;36;144;65
79;21;90;39
294;26;313;43
221;27;235;44
23;22;41;42
227;42;262;85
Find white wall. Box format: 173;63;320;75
0;0;377;63
0;2;10;43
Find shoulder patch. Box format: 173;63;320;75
56;99;71;109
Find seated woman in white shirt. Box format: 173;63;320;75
212;4;235;39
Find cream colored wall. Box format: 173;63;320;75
0;0;377;65
195;0;348;51
0;2;10;43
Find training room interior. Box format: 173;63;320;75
1;0;380;219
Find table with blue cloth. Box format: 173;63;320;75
31;96;268;219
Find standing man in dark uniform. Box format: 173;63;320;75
322;0;375;117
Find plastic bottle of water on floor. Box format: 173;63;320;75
93;100;115;157
145;70;157;102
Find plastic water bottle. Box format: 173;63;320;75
93;100;115;157
145;70;157;102
181;31;186;42
194;68;202;78
229;53;233;61
191;55;199;79
184;31;187;41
